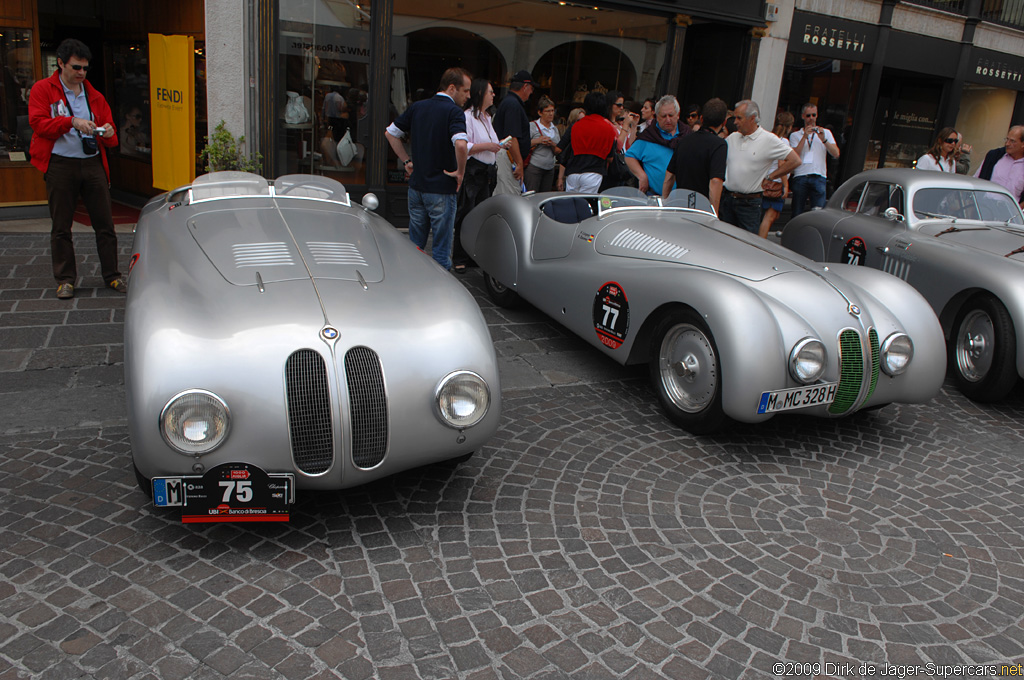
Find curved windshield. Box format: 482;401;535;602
913;188;1023;225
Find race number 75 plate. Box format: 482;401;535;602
153;462;295;523
757;382;838;414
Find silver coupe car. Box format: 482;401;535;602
126;172;500;522
461;189;945;434
782;169;1024;402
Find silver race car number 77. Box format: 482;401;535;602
757;382;838;414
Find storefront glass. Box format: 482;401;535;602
863;71;945;171
777;53;863;186
955;82;1016;173
0;28;34;165
386;0;672;186
277;0;374;185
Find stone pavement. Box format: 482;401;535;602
2;232;1024;679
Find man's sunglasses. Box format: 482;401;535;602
69;64;90;72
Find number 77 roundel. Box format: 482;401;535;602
593;281;630;349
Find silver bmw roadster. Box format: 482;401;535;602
126;172;500;522
782;169;1024;403
462;189;945;434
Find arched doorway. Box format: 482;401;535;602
532;40;637;112
403;27;506;98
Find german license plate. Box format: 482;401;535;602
153;462;295;523
757;382;838;414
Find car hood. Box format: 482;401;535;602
594;212;807;281
188;205;385;285
914;221;1024;262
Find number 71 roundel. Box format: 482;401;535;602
593;281;630;349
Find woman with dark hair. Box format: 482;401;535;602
916;127;958;173
452;78;508;272
684;103;701;131
638;98;656;133
525;96;561;192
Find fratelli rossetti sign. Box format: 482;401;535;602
971;48;1024;90
790;11;878;63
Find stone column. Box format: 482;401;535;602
662;15;691;100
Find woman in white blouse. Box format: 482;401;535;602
916;127;958;173
453;78;508;273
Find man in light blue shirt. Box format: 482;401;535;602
625;95;688;195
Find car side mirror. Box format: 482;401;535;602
361;193;379;212
883;207;904;222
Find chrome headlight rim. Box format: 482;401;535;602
789;337;827;384
880;332;914;376
433;370;490;430
159;389;231;456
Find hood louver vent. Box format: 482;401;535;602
306;242;368;266
232;242;295;268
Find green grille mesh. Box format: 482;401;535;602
829;330;863;414
866;329;880;401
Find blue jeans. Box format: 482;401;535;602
790;174;827;218
407;188;457;270
720;192;762;234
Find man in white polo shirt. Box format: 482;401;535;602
789;103;840;217
722;100;801;234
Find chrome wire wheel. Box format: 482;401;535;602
948;295;1017;403
955;309;993;383
657;323;718;413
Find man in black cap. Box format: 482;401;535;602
492;69;534;195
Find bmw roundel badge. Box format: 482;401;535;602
321;326;339;340
848;304;861;317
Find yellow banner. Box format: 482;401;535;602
149;34;195;190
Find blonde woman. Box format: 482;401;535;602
759;111;794;238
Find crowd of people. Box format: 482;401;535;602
387;66;1024;273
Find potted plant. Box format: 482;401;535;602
199;120;263;173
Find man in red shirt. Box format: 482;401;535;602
557;92;618;193
29;38;123;300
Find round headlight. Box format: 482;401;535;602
435;371;490;429
789;337;827;384
881;332;913;376
160;390;231;455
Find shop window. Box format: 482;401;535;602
277;1;373;185
111;43;152;160
0;28;34;164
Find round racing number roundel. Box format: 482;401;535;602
842;237;867;266
593;281;630;349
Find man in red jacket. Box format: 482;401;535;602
29;38;124;300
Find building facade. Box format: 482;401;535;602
3;0;1024;216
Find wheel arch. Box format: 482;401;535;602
941;286;1024;381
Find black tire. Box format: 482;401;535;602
648;310;727;434
134;462;153;498
949;295;1018;402
483;271;521;308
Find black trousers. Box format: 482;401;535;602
453;158;497;264
45;154;121;285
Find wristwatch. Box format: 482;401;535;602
403;159;412;167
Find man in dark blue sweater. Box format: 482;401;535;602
385;68;471;270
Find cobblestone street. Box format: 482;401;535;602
2;232;1024;679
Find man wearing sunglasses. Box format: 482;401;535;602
28;38;124;300
789;103;839;218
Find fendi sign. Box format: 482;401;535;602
790;11;877;63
